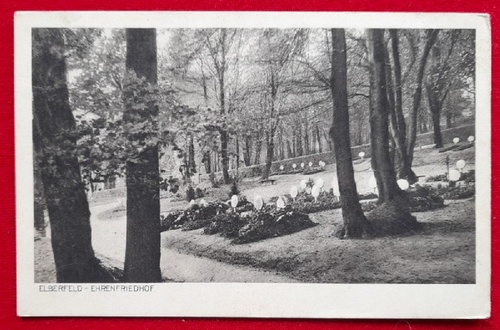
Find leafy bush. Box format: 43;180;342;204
204;212;248;237
407;185;444;211
361;185;444;213
425;170;474;184
185;185;196;201
439;184;475;199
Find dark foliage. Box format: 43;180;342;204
185;185;196;201
234;210;316;244
195;187;205;198
302;167;325;175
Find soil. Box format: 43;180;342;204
163;198;475;283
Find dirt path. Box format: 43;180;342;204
90;201;298;282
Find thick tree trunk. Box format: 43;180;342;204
32;29;117;282
34;156;46;236
123;29;161;282
407;30;439;164
330;29;371;239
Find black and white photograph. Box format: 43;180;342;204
16;12;491;318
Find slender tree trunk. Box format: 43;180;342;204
243;135;252;166
330;29;371;239
315;124;323;153
32;29;117;282
203;151;211;174
254;133;262;165
219;30;230;184
296;125;303;156
407;30;439;164
188;135;196;174
236;136;240;176
388;30;417;182
366;29;405;204
446;111;453;128
304;122;310;155
261;132;274;180
286;140;293;159
123;29;161;282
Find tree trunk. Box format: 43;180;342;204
236;136;240;176
188;135;196;174
253;132;262;165
123;29;162;282
32;29;117;283
427;87;444;148
407;30;439;164
219;30;230;184
296;125;303;156
388;30;417;182
286;140;293;159
243;135;252;166
366;29;405;204
315;124;323;153
304;122;310;155
34;155;46;236
329;29;371;239
446;110;453;129
203;151;211;174
261;132;274;180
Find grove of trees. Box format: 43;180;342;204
32;27;475;281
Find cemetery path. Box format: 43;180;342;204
89;201;298;283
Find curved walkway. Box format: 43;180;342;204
89;201;298;283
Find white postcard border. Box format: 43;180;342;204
15;11;491;318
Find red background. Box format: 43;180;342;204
0;1;497;329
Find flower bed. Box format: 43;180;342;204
302;167;325;175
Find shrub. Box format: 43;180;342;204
185;185;196;201
195;187;205;198
234;210;316;244
440;184;475;199
204;212;247;237
302;167;325;175
269;191;341;214
407;185;445;211
359;192;378;201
